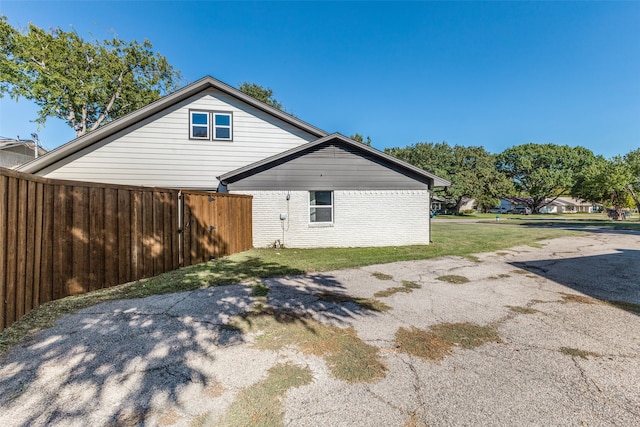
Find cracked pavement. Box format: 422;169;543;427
0;231;639;426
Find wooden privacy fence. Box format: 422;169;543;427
0;167;252;331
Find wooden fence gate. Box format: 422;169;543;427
181;191;253;265
0;168;253;331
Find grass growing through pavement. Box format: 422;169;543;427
436;275;470;284
395;323;502;361
250;282;270;297
213;363;313;427
559;292;640;314
315;291;391;312
506;306;540;315
559;347;601;360
371;272;393;280
232;309;387;383
374;280;422;298
0;222;578;355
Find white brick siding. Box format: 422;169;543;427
233;190;431;248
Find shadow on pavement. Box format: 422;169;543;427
511;249;640;316
0;258;375;426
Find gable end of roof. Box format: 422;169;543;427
219;133;451;188
17;76;328;174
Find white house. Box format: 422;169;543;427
18;76;449;248
219;134;448;248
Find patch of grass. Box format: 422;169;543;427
374;280;422;298
511;269;528;275
402;280;421;289
560;293;599;305
506;305;540;315
559;347;601;360
395;322;502;361
233;309;386;383
315;291;391;312
558;293;640;315
371;271;393;280
374;286;412;298
250;282;270;297
436;275;470;284
215;363;312;427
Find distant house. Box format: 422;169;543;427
17;76;449;248
432;196;476;214
0;137;47;168
538;197;599;214
498;197;531;213
496;196;599;214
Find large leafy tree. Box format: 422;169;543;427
238;82;283;110
572;155;633;220
386;142;513;213
572;149;640;220
0;16;180;137
496;143;595;213
624;149;640;215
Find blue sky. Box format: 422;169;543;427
1;1;638;158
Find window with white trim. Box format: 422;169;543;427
190;111;209;139
213;112;232;140
309;191;333;223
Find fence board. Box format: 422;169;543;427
103;188;118;288
40;184;54;303
0;168;252;332
53;185;73;300
131;191;142;280
16;179;28;319
117;189;131;284
5;177;19;327
89;187;105;292
32;182;44;308
0;175;7;330
71;186;90;295
24;180;37;314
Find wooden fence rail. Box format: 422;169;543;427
0;168;252;331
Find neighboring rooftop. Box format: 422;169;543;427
0;137;48;169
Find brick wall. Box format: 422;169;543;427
234;190;431;248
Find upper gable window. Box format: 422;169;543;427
189;110;233;141
190;111;209;139
214;113;232;140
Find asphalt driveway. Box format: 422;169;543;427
1;231;639;426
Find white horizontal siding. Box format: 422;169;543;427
235;190;431;248
40;89;317;188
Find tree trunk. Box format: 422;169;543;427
455;197;464;215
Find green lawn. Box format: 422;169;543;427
0;221;581;355
230;222;579;271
